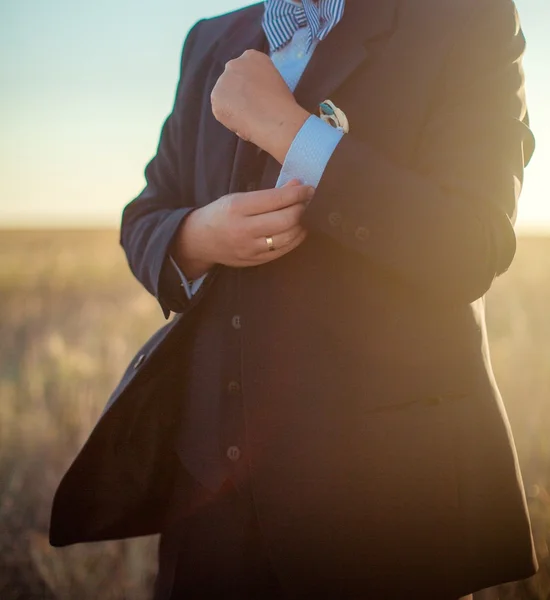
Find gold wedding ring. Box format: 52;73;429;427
265;236;275;252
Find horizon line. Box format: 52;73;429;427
1;223;550;236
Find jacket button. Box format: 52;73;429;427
355;226;369;241
232;315;241;330
227;446;241;462
328;212;342;227
133;353;146;369
228;381;241;395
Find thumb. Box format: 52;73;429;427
282;179;302;188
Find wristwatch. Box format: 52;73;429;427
319;100;350;134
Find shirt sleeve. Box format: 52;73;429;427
169;255;209;299
276;115;344;188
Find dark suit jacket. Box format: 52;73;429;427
50;0;538;596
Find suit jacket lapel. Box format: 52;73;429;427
294;0;398;113
213;4;266;64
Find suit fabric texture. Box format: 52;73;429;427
50;0;538;597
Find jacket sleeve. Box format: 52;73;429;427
120;20;205;319
302;0;534;303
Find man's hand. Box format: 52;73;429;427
171;180;314;280
211;50;311;164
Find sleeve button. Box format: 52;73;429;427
355;226;369;241
328;212;342;227
228;381;241;395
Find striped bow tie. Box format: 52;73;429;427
263;0;346;53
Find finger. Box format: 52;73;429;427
252;228;308;264
238;184;314;216
254;225;306;256
282;179;302;187
246;202;306;237
241;49;266;60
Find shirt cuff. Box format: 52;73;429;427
169;255;208;299
276;115;344;189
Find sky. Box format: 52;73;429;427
1;0;549;229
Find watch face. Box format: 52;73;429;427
319;100;349;133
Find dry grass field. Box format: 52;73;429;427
1;229;549;599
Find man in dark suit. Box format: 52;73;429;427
50;0;537;598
